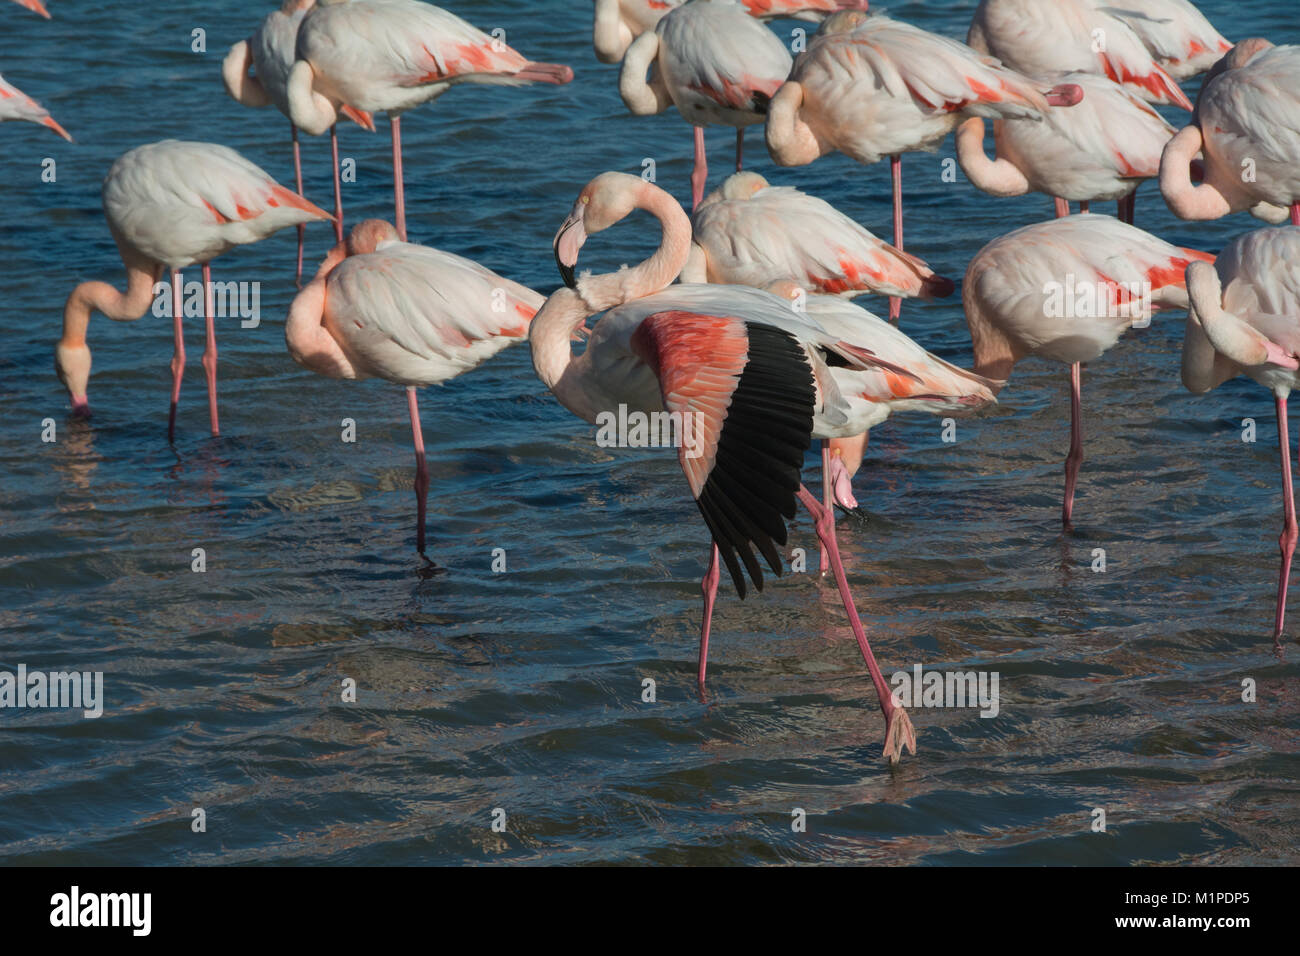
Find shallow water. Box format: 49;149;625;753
1;0;1298;865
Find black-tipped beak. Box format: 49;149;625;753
553;215;580;289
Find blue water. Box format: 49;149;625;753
1;0;1298;865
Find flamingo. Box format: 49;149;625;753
223;0;376;283
54;140;333;439
967;0;1192;110
592;0;870;64
7;0;48;17
1159;40;1300;226
0;73;70;140
619;0;792;210
287;0;573;242
285;219;543;556
1181;227;1300;642
536;172;999;762
955;72;1174;224
962;214;1213;526
1105;0;1232;81
765;10;1080;323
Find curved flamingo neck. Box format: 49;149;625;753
1160;125;1233;219
765;82;821;167
286;60;337;136
962;286;1021;392
955;118;1030;198
60;242;158;349
285;241;358;378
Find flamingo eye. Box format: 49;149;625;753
581;195;590;205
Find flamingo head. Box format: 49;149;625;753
347;219;400;256
553;172;646;288
281;0;315;12
718;171;769;201
55;342;91;417
819;10;867;35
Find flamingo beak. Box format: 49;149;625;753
553;201;587;290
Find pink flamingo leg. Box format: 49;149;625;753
1054;197;1069;218
201;262;219;437
698;545;720;684
1063;362;1083;526
1118;191;1136;225
292;123;305;285
392;115;406;241
796;484;915;763
735;128;743;172
330;123;344;243
407;386;429;554
1079;199;1090;214
1274;393;1297;642
168;268;185;443
1291;203;1299;227
889;154;902;324
691;125;708;213
818;442;832;574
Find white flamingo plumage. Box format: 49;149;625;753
54;140;333;438
1181;227;1300;642
0;72;70;140
963;214;1214;525
1105;0;1232;81
7;0;48;17
286;219;543;556
287;0;573;241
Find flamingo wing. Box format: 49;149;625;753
1099;0;1231;80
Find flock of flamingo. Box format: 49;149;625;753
6;0;1299;763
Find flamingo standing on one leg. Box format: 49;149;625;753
956;72;1173;224
538;172;996;762
967;0;1192;110
1159;40;1300;227
1181;227;1300;642
285;219;543;557
54;140;333;439
1104;0;1232;81
592;0;869;64
7;0;49;17
765;10;1079;324
962;214;1214;526
619;0;792;210
682;169;957;515
288;0;573;243
0;73;71;139
223;0;376;283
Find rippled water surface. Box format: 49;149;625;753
2;0;1299;865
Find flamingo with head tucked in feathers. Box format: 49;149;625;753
962;214;1214;526
956;72;1174;223
1181;227;1300;643
54;140;333;439
766;10;1082;323
223;0;376;283
0;73;70;140
287;0;573;243
1160;39;1300;226
619;0;793;210
285;219;544;557
1105;0;1232;81
592;0;870;64
535;171;995;763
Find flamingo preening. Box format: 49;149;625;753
618;0;792;209
765;10;1080;323
287;0;573;243
54;140;333;439
963;214;1214;526
0;73;70;140
955;72;1173;224
285;220;543;556
1159;40;1300;226
223;0;376;283
1182;227;1300;642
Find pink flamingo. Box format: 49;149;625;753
765;10;1079;323
592;0;869;64
537;172;996;762
54;140;333;439
968;0;1192;110
7;0;48;17
287;0;573;242
956;72;1174;224
1160;40;1300;226
619;0;792;210
0;73;70;139
1181;227;1300;641
223;0;376;283
963;214;1214;526
1106;0;1232;81
285;220;543;556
